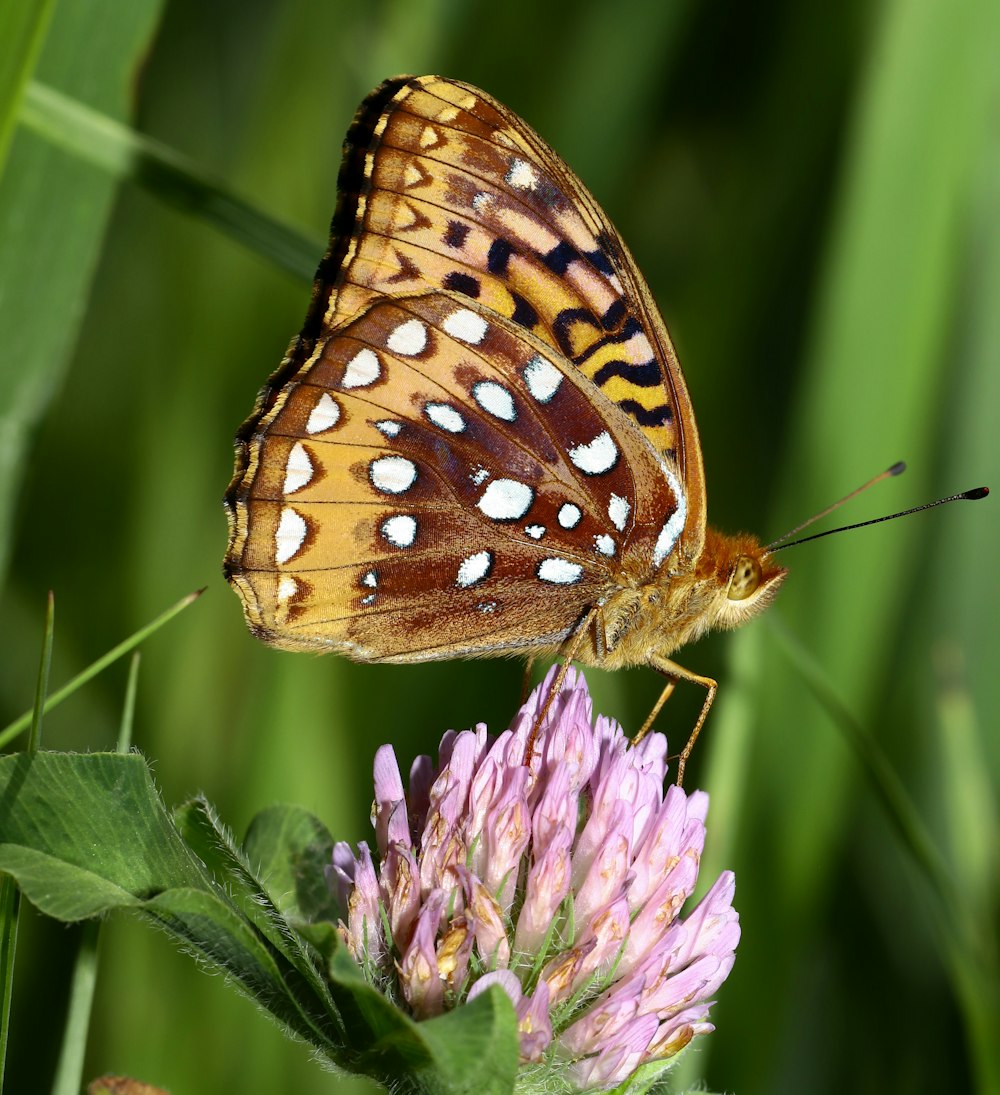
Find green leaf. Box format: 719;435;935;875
325;944;438;1081
243;803;338;923
0;753;342;1053
172;796;343;1033
418;985;520;1095
0;752;206;918
322;948;519;1095
142;885;341;1052
603;1056;676;1095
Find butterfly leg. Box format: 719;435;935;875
640;656;718;787
520;656;537;703
522;607;599;765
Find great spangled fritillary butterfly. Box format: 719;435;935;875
224;75;788;781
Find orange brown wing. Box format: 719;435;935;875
225;293;684;660
242;75;706;564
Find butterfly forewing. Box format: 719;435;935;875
227;292;682;660
292;76;705;554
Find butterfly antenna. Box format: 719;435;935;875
770;486;989;552
764;461;907;551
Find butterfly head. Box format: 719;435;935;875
699;527;788;633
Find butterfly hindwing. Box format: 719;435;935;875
227;293;683;660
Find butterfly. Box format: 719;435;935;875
224;75;788;782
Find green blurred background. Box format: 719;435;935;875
2;0;998;1092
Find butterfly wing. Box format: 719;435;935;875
225;293;683;659
248;75;706;563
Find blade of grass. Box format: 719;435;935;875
50;923;100;1095
116;653;141;754
0;591;55;1086
19;81;321;282
767;613;974;956
0;589;202;750
0;874;18;1091
772;612;1000;1088
26;592;54;754
0;0;56;175
51;653;141;1095
936;657;1000;1094
0;0;166;593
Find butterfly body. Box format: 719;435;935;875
224;76;786;734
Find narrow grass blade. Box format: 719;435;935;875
50;922;100;1095
767;614;971;950
20;81;321;282
0;0;165;591
116;654;141;754
1;588;55;1084
0;589;202;750
0;876;18;1088
0;0;56;174
26;591;54;754
51;652;142;1095
936;662;1000;1094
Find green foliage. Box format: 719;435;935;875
0;753;520;1094
1;0;998;1092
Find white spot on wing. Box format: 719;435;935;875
557;503;582;529
443;308;488;345
370;455;418;494
375;420;402;438
275;507;307;564
277;576;298;603
472;381;516;421
522;355;562;403
387;318;428;356
381;514;417;548
594;534;616;557
477;478;534;521
652;465;687;568
472;191;493;212
425;402;467;433
457;550;492;588
525;524;545;540
506;157;539;190
283;442;313;494
608;494;630;532
341;348;381;388
470;465;489;485
305;392;341;434
568;431;619;476
537;558;583;585
362;570;378;588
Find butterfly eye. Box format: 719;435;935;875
727;556;762;601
